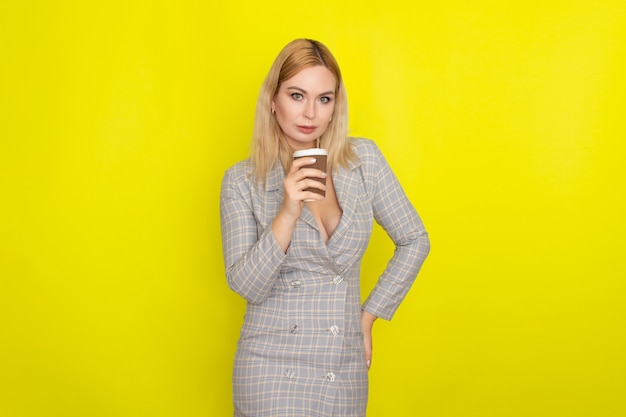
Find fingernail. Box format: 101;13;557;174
366;360;371;368
310;158;316;163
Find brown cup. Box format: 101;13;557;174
293;148;328;200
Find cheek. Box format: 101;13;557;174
275;108;297;135
318;113;333;134
322;104;335;123
274;113;289;133
275;100;296;120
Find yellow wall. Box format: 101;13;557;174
1;1;624;416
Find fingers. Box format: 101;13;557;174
290;158;326;179
363;330;373;370
291;180;326;202
285;157;327;201
286;172;327;194
361;310;376;371
290;156;318;171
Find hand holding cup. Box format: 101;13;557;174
293;148;328;202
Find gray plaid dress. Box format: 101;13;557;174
220;138;429;417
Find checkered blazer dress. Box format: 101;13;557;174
220;138;430;417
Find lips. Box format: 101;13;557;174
297;125;316;134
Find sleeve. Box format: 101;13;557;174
360;141;430;320
219;167;287;304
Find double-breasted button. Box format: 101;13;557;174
290;280;302;288
328;325;340;336
325;372;336;382
289;324;299;334
333;275;344;285
285;369;295;379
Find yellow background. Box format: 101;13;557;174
1;1;625;416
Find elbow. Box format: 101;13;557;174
415;231;431;265
226;271;270;305
397;229;430;265
420;231;431;259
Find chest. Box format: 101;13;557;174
251;166;374;269
305;173;342;243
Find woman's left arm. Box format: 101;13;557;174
361;140;431;321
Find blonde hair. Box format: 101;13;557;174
250;38;357;182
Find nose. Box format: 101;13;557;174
304;99;316;119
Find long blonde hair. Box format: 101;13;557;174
250;38;356;183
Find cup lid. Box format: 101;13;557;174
293;148;328;157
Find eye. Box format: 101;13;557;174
291;93;304;101
319;96;332;104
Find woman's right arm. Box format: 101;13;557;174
220;159;326;304
220;167;287;304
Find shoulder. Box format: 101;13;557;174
348;137;379;153
224;158;252;177
222;159;254;192
347;137;385;167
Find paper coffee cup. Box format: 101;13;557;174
293;148;327;200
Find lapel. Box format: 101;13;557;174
266;161;285;201
328;157;362;243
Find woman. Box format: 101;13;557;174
220;38;430;417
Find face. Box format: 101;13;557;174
272;65;337;151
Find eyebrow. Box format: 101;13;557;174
286;86;335;96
